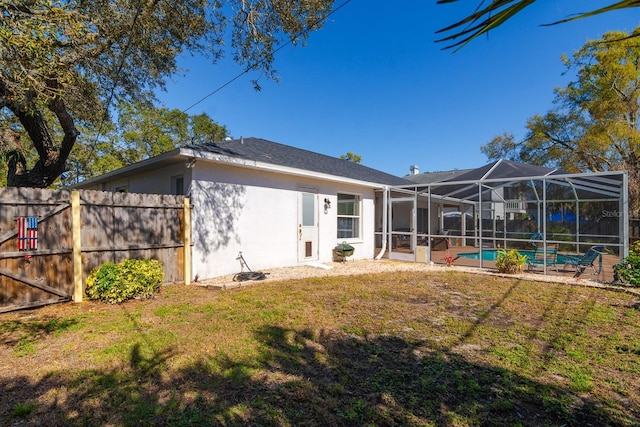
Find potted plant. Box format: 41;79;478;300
333;241;355;261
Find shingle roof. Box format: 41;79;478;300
185;137;411;186
404;168;474;184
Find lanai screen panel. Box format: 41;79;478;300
389;160;628;268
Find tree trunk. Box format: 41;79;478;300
4;98;79;188
623;155;640;214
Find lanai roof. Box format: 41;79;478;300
396;159;626;202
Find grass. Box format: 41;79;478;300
1;270;639;426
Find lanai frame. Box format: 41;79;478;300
376;167;629;275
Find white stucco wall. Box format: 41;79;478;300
79;163;191;195
190;162;378;279
79;159;381;280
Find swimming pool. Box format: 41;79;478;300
458;249;568;263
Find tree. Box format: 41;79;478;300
0;0;334;187
117;102;228;160
437;0;640;49
340;152;362;163
481;27;640;210
60;103;229;186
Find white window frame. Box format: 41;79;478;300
337;193;361;240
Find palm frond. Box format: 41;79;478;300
545;0;640;25
436;0;535;50
437;0;640;50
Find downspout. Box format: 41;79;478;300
461;202;468;247
375;186;389;260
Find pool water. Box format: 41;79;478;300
458;249;568;263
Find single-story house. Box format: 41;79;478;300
74;138;629;279
74;137;412;279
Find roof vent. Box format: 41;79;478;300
410;165;420;175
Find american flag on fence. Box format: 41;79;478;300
17;217;38;251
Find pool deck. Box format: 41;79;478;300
385;245;621;283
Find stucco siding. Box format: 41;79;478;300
190;162;377;279
74;159;379;280
79;164;191;194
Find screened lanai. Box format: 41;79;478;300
375;160;629;277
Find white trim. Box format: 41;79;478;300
180;148;387;189
73;146;391;191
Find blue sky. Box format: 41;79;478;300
157;1;640;178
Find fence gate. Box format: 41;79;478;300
0;188;73;313
1;188;188;313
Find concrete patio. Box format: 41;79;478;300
386;244;621;283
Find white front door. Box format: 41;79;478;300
298;191;319;261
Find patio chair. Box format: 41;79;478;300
530;232;543;248
526;244;559;272
430;230;450;251
563;246;605;278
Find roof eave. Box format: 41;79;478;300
68;148;185;188
182;147;393;189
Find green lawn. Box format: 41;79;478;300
1;270;639;426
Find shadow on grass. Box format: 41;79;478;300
1;324;634;426
0;317;79;346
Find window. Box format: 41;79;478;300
115;185;128;193
172;175;185;195
302;193;315;226
337;193;360;239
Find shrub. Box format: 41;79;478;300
85;259;164;303
613;241;640;287
495;249;527;274
85;262;119;301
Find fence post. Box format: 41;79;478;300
183;197;192;285
71;190;83;302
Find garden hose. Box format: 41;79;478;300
233;271;269;282
233;252;269;282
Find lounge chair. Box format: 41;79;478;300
563;246;605;277
526;244;559;272
530;232;543;247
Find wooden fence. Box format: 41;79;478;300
0;188;190;313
